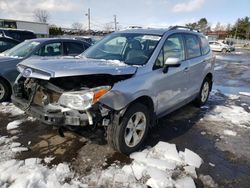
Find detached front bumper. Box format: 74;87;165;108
12;96;90;126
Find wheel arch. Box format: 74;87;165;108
204;72;213;91
124;95;156;127
0;76;12;92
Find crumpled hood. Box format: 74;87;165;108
17;57;137;80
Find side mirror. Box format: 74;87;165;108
163;57;181;73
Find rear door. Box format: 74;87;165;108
153;33;190;115
184;34;207;96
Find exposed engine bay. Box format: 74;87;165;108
12;74;133;127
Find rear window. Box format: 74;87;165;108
200;36;210;55
184;34;201;59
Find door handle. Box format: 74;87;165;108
184;67;189;72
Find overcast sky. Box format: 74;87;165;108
0;0;249;30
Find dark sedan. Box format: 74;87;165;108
0;38;91;102
0;37;20;53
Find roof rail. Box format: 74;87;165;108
169;26;200;32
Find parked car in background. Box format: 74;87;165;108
12;26;214;154
0;28;36;42
209;41;234;52
0;38;90;102
0;37;20;53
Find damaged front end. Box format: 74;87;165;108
12;73;132;127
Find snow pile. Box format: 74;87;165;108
0;103;24;117
223;130;237;136
0;134;85;188
0;159;86;188
84;142;203;188
199;175;218;188
0;136;18;163
107;59;128;66
204;105;250;127
239;92;250;97
7;120;24;130
0;135;29;162
98;59;128;67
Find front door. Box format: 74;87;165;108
152;34;189;116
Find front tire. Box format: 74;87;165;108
222;48;227;53
0;79;11;102
194;78;211;107
107;103;150;154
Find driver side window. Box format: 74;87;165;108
155;34;185;69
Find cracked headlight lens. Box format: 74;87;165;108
58;86;111;111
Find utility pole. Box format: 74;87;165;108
234;22;238;40
85;8;91;34
114;15;118;31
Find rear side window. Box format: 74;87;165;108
200;36;210;55
64;42;85;56
184;34;201;59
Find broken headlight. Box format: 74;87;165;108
58;86;111;111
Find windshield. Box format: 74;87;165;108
3;40;40;58
82;33;161;65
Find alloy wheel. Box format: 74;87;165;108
201;82;209;102
124;112;146;147
0;83;5;101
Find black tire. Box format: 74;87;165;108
194;77;211;107
0;78;11;102
107;103;150;154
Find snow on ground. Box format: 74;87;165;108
6;120;24;130
83;142;202;188
1;114;205;188
0;133;204;188
223;130;237;136
0;159;87;188
204;104;250;128
0;103;24;117
0;103;205;188
239;92;250;97
200;91;250;160
0;133;86;188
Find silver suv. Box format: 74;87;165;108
12;26;214;154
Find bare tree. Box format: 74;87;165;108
103;22;113;32
72;22;83;30
214;22;221;31
34;9;50;23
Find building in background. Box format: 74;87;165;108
0;19;49;37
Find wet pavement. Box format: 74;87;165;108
0;49;250;187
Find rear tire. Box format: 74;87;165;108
0;78;11;102
194;77;211;107
107;103;150;154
